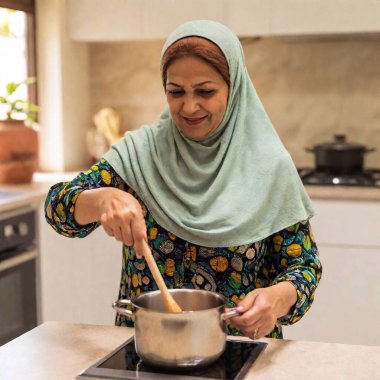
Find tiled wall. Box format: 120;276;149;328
90;35;380;167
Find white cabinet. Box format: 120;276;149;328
284;199;380;346
38;204;122;325
271;0;380;35
143;0;226;40
68;0;380;41
68;0;143;41
225;0;271;37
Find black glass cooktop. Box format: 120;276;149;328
78;337;267;380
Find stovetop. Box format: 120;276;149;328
78;337;267;380
298;168;380;187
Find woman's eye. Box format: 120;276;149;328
167;90;184;97
197;89;215;97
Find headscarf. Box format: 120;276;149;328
103;20;314;247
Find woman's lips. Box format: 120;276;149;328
182;116;208;126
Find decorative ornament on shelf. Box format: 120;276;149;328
87;107;123;163
0;77;40;184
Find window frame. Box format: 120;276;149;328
0;0;37;106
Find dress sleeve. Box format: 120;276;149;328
262;219;322;325
44;158;131;238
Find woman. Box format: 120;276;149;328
45;20;322;339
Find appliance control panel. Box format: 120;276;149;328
0;209;36;254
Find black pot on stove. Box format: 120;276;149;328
305;134;376;174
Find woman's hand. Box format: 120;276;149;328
75;188;147;257
229;282;297;339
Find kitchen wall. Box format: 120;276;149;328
89;35;380;167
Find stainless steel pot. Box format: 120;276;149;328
112;289;240;369
305;134;375;174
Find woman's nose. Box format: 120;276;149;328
181;96;200;115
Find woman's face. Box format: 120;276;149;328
165;56;229;141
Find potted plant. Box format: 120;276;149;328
0;77;39;184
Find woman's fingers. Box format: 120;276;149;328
229;289;278;339
98;191;147;254
131;216;148;259
120;223;133;246
229;291;260;327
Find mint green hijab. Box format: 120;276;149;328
103;20;314;247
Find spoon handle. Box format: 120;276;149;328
142;240;182;313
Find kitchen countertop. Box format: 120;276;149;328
0;172;78;213
0;322;379;380
305;185;380;202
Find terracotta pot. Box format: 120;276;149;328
0;120;39;184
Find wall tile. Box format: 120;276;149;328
89;35;380;168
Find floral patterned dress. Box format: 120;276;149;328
45;158;322;338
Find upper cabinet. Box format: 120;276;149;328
68;0;380;41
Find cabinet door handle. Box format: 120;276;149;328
0;249;37;273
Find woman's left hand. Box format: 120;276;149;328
229;282;297;339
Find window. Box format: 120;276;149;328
0;0;36;119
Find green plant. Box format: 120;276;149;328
0;77;39;123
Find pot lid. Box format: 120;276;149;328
313;134;367;151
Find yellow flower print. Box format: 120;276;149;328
273;235;283;252
100;170;111;185
149;227;158;240
230;271;241;282
132;274;139;288
286;244;302;257
56;203;66;222
165;258;175;277
302;271;312;282
210;256;228;272
185;246;197;262
231;295;240;305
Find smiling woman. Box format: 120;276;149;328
44;20;322;341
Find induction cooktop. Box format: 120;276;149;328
78;336;267;380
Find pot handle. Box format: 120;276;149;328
305;147;314;153
365;148;376;154
112;299;134;319
221;307;243;321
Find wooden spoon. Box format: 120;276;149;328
142;240;182;313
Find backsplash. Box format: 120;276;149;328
89;36;380;167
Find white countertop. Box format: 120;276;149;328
0;171;79;213
0;322;379;380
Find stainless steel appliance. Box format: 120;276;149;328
78;336;267;379
0;206;37;345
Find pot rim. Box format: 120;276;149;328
130;288;228;315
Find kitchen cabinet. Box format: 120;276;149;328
68;0;380;41
284;199;380;346
271;0;380;35
225;0;271;36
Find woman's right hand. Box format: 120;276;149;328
75;188;147;258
